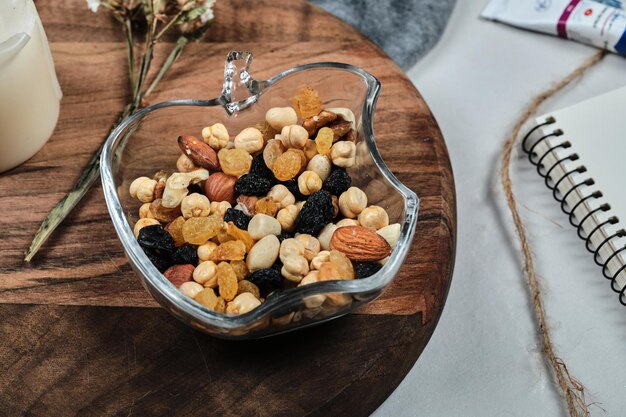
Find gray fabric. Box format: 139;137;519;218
309;0;456;69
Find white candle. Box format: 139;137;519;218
0;0;62;173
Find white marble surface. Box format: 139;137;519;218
373;1;626;416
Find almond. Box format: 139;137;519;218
178;135;220;171
204;172;237;204
329;226;392;262
163;264;195;287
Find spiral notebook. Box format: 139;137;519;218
523;86;626;306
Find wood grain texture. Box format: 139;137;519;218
0;1;456;416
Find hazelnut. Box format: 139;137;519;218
130;176;157;203
295;234;320;261
281;255;309;283
176;154;197;172
266;184;295;209
211;201;232;217
306;154;331;181
266;107;298;130
179;281;204;298
181;193;211;218
338;187;368;218
139;202;152;219
202;123;229;150
236;195;257;216
226;292;262;314
197;242;218;262
330;141;356;168
310;250;330;270
234;127;264;153
358;205;389;231
279;238;305;262
133;218;160;238
280;125;309;149
193;261;218;287
297;171;323;195
204;172;237;204
277;204;299;233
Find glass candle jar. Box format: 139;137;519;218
0;0;62;173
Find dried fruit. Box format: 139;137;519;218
249;153;276;181
235;173;273;196
329;250;355;280
164;216;186;247
354;262;382;279
318;262;341;282
171;244;198;265
263;139;285;170
237;280;261;298
210;240;247;262
272;150;302;181
214;296;227;313
329;226;392;262
144;249;172;272
218;148;252;177
182;215;223;245
258;121;279;141
195;288;219;309
217;262;238;301
163;264;195;286
323;168;352;196
292;86;322;118
247;268;283;296
178;135;220;171
137;224;175;255
255;197;278;217
204;172;237;203
294;191;334;235
231;260;249;281
149;199;182;223
315;127;333;155
223;208;251;230
225;223;255;252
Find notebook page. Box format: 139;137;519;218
533;86;626;292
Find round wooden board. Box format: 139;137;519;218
0;1;456;416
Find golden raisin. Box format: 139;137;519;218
292;86;322;118
286;148;307;173
165;216;186;247
217;262;238;301
329;250;355;280
226;223;255;252
237;280;261;298
214;296;227;313
210;240;247;262
255;197;279;217
315;127;333;155
195;288;218;309
218;148;252;177
231;260;249;281
263;139;284;169
304;139;318;161
319;261;341;282
182;215;223;245
217;227;234;244
272;150;302;181
257;121;279;142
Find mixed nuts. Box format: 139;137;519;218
129;87;401;315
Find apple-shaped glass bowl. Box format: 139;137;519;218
100;51;419;339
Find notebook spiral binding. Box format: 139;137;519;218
522;117;626;306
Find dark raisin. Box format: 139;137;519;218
280;178;307;202
137;225;174;255
323;168;351;196
143;248;173;272
276;233;294;243
224;208;251;230
294;190;334;235
171;244;198;265
250;154;276;182
247;268;283;296
354;262;382;279
235;173;273;196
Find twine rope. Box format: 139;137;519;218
500;49;606;417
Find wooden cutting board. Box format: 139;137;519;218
0;1;456;416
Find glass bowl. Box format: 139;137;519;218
100;51;419;339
